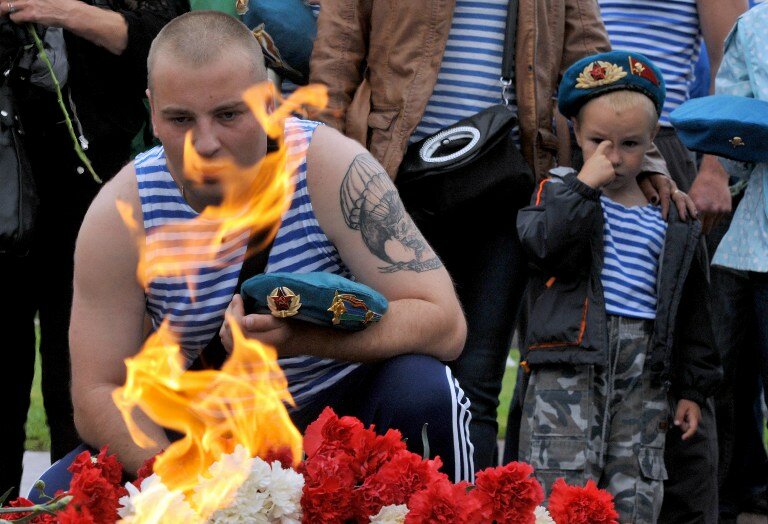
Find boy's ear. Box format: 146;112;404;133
571;117;582;148
650;121;660;143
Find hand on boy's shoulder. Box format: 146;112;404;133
577;140;616;189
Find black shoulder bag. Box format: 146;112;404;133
0;21;38;256
395;0;533;227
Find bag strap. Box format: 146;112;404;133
500;0;518;105
189;229;275;370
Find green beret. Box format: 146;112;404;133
558;50;666;119
671;94;768;163
241;272;388;331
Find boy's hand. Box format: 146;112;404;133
674;399;701;440
578;140;616;189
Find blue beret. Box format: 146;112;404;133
670;94;768;163
558;51;666;118
241;272;388;331
243;0;316;85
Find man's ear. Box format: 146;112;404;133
147;89;159;139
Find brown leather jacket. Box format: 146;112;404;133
310;0;673;180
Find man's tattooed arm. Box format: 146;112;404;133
340;154;442;273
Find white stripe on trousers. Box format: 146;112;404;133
445;366;475;482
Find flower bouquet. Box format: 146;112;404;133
1;407;618;524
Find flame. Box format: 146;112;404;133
121;82;328;297
112;82;328;521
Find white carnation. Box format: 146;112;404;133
266;461;304;522
207;454;304;523
118;474;200;524
369;504;409;523
534;505;555;524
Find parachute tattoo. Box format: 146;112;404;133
340;154;442;273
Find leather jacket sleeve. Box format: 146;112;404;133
309;0;371;132
517;173;601;277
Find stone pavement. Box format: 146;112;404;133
21;451;50;497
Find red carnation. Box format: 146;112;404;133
2;497;36;520
303;407;368;461
68;446;124;487
69;465;124;523
405;479;481;524
353;449;445;521
470;461;544;523
56;504;95;524
262;446;295;469
132;455;158;489
548;478;619;524
300;453;357;523
353;427;407;480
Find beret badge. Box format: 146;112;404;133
242;272;388;331
267;286;302;318
327;291;382;326
576;61;627;89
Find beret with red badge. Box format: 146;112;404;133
240;272;388;331
558;50;666;119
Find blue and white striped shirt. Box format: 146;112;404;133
412;0;520;144
600;196;667;319
598;0;701;127
136;118;360;404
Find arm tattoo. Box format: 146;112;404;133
340;154;442;273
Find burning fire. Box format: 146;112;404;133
112;82;328;521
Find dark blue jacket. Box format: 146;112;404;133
517;169;721;405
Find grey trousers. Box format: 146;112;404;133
520;316;667;523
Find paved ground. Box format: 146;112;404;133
21;451;50;497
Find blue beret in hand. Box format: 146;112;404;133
558;50;666;118
241;272;388;331
670;94;768;163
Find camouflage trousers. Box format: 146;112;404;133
519;316;669;523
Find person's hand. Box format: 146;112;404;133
2;0;79;26
578;140;616;189
638;173;697;221
674;399;701;440
219;294;291;353
689;155;731;234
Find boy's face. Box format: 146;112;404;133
573;97;659;191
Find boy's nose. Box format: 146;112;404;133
607;149;621;167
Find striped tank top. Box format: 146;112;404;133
600;195;667;319
136;118;360;404
411;0;520;145
597;0;701;126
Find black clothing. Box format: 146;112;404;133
516;170;721;406
0;0;187;499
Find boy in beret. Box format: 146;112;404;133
516;51;721;521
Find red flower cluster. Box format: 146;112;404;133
300;406;429;522
300;407;571;524
470;461;545;523
2;447;127;524
2;410;621;523
548;478;620;524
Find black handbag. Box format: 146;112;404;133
0;21;38;256
395;0;533;225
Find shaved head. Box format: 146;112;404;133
148;11;267;90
